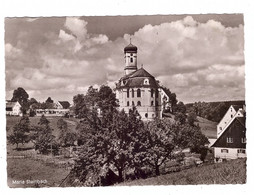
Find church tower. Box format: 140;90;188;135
124;41;138;75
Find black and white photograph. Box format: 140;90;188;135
1;0;254;194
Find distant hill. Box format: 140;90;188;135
196;116;217;139
185;100;245;122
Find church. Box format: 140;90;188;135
115;42;171;120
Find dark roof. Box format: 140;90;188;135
6;101;19;108
232;105;243;111
58;101;70;109
116;68;159;89
211;116;246;147
124;43;137;53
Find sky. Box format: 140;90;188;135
5;14;245;104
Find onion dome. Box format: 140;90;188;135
124;43;138;53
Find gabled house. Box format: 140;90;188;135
6;100;22;116
55;101;71;109
212;105;246;161
217;105;245;137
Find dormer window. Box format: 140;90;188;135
144;79;149;85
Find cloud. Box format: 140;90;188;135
5;16;244;103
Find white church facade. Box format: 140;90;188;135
115;42;171;120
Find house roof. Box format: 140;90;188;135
6;101;19;108
211;116;246;148
232;105;243;111
58;101;70;109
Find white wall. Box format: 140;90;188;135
214;147;246;159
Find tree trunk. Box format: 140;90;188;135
155;165;160;176
118;168;123;182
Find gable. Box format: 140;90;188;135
212;117;246;148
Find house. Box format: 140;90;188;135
217;105;245;137
211;105;246;161
55;101;71;109
35;101;71;117
6;100;22;116
115;42;171;120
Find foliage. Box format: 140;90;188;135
186;100;245;122
57;118;77;146
11;87;29;113
187;112;197;126
7;116;30;149
174;112;186;124
71;107;145;186
31;115;58;155
144;118;176;175
45;97;54;103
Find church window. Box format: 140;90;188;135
144;79;149;85
130;57;133;63
132;101;135;106
151;89;154;97
132;89;134;98
137;89;141;97
151;101;154;106
145;113;148;118
130;53;133;56
137;101;141;106
127;89;129;98
127;101;129;106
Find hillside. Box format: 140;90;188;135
116;159;246;186
196;116;217;139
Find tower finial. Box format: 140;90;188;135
130;37;132;44
141;64;143;68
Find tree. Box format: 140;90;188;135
7;116;30;149
71;108;145;186
175;101;186;114
174;112;186;124
57;118;77;146
32;115;58;155
144;118;176;176
169;93;177;113
187;112;197;126
11;87;29;114
45;97;54;103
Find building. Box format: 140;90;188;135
216;105;245;137
35;101;71;117
6;100;22;116
211;105;246;161
115;42;171;120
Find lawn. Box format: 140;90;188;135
116;158;246;186
196;116;217;139
7;158;70;188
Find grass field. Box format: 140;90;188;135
196;116;217;138
7;158;70;188
117;158;246;186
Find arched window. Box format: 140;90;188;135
137;101;141;106
151;89;154;97
132;89;134;98
137;88;141;97
127;101;129;106
130;57;133;63
151;101;154;106
127;89;129;98
145;113;148;118
132;101;135;106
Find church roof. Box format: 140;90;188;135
124;43;138;53
116;67;159;89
